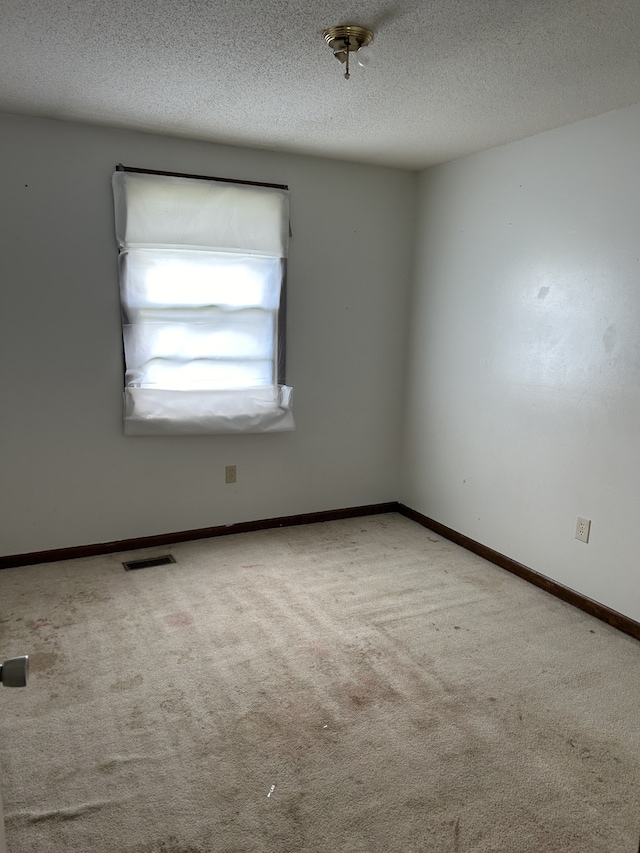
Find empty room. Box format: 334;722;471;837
1;1;639;851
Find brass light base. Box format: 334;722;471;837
323;25;374;79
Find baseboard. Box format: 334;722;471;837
398;503;640;643
4;501;638;643
0;502;401;570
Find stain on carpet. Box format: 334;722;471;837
164;612;194;628
110;674;144;692
29;649;60;672
129;838;204;853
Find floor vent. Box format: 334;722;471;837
123;555;176;571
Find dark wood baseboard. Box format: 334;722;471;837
398;503;640;643
4;500;638;643
0;502;400;570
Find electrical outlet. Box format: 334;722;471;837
575;517;591;543
225;465;237;484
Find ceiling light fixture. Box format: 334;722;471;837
323;25;374;80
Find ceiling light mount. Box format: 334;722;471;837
323;25;374;80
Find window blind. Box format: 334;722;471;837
112;170;293;435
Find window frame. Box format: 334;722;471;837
112;164;292;435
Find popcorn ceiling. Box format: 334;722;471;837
1;0;639;168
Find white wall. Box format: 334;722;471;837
402;103;640;622
0;113;416;555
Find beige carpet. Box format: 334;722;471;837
0;513;638;852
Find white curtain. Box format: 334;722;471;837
112;171;294;435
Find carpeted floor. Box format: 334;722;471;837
0;513;638;852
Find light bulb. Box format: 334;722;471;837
356;46;372;68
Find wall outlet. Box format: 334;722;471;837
575;517;591;543
225;465;237;484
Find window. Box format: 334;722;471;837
111;167;293;435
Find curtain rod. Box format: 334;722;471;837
115;164;288;191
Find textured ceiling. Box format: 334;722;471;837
1;0;640;169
